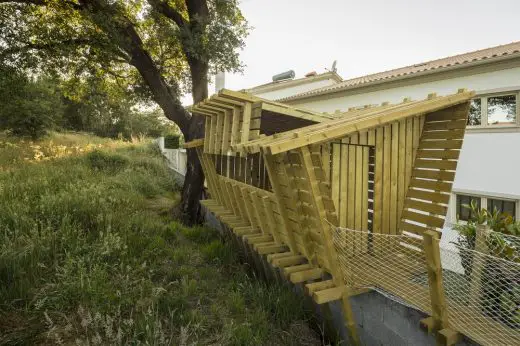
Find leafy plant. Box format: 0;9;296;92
164;134;181;149
454;200;520;328
87;150;129;172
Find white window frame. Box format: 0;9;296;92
467;90;520;130
450;192;519;223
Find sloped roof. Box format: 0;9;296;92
237;89;474;155
279;41;520;102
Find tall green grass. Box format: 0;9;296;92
0;133;319;345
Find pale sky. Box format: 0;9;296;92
184;0;520;104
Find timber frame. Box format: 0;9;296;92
185;88;475;345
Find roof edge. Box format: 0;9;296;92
279;52;520;103
244;71;342;95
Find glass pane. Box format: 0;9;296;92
487;94;516;125
468;98;482;125
488;198;516;219
457;195;480;221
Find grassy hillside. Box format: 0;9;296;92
0;133;319;345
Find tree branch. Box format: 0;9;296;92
148;0;187;28
186;0;208;23
0;0;46;4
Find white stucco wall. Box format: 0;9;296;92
292;67;520;113
454;132;520;199
253;78;338;100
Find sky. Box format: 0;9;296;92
193;0;519;98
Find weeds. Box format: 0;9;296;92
0;133;320;345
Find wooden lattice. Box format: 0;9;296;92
185;88;476;345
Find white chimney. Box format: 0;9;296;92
215;71;225;93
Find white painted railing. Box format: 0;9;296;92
156;137;187;177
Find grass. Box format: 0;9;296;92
0;132;320;345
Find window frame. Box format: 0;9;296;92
467;90;520;129
451;192;519;223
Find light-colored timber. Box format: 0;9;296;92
189;89;488;346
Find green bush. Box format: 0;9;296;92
164;134;180;149
0;67;63;139
87;150;129;172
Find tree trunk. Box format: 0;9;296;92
179;59;208;225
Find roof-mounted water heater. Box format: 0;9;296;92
272;70;295;82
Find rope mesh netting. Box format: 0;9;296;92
332;226;520;346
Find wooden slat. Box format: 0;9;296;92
409;178;452;192
414;159;457;170
423;119;467;131
418;140;463;150
271;255;307;268
397;119;406;224
282;263;313;277
362;146;369;232
373;128;383;233
407;189;450;204
404;199;448;216
341;139;349;227
262;153;299;253
240;102;252;143
382;125;391;234
390;122;399;234
332;143;340;212
290;268;325;283
313;286;346;304
416;149;460;159
402;210;445;228
305;280;335;295
354;135;363;230
421;129;465;140
412;169;455;181
426;108;467;121
400;220;430;235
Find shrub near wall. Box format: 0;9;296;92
164;134;180;149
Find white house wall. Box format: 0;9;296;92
292;67;520;112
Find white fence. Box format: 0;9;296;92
156;137;187;177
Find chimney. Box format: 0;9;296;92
305;71;317;77
215;71;225;93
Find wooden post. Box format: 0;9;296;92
422;230;449;331
299;145;360;345
468;224;490;309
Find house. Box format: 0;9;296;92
246;41;520;225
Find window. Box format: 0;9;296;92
488;198;516;218
487;95;516;125
468;98;482;126
467;92;518;128
454;194;518;222
456;195;481;221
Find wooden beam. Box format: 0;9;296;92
313;286;346;304
183;138;204;148
299;145;360;344
422;230;449;331
290;268;324;283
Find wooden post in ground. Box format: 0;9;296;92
422;230;460;345
468;224;490;310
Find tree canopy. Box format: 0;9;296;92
0;0;250;223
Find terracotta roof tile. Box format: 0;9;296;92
279;41;520;102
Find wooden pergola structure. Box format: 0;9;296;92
185;88;474;345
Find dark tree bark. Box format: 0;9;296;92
87;0;209;224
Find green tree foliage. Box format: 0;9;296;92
0;66;64;139
0;0;249;223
